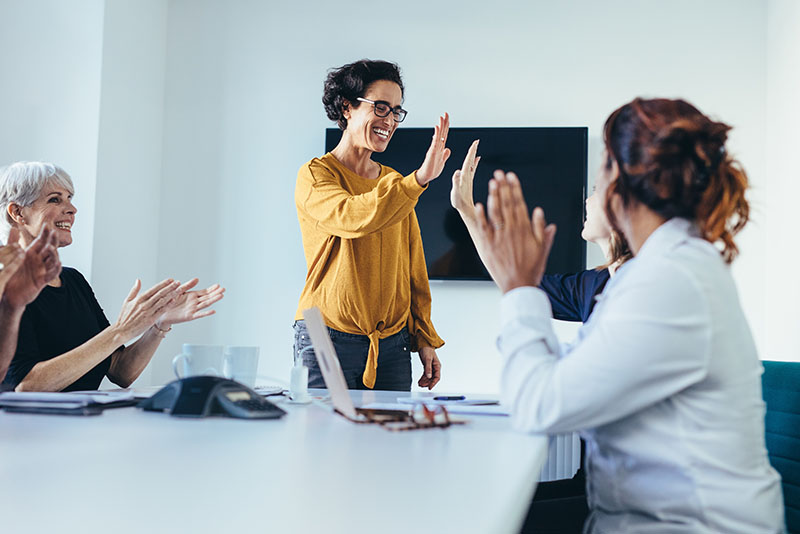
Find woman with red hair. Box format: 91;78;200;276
473;98;783;533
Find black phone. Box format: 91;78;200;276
139;376;286;419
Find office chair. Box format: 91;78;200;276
762;360;800;533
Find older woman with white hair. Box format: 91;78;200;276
0;162;225;392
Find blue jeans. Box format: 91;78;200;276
292;320;412;391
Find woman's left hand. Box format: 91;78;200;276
157;279;225;329
450;139;481;215
418;346;441;390
473;170;557;293
415;113;452;186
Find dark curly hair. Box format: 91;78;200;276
323;59;404;130
603;97;749;263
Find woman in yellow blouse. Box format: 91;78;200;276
294;59;450;391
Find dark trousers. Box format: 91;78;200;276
520;442;590;534
293;320;412;391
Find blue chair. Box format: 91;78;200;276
762;360;800;533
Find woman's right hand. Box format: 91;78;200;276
114;279;181;340
415;113;452;186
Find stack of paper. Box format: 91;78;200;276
396;396;500;407
0;390;137;415
362;396;510;416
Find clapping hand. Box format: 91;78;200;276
415;113;452;185
115;279;181;339
157;278;225;329
451;139;481;214
2;226;62;309
0;228;25;296
473;171;557;293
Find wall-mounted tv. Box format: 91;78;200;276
325;127;587;281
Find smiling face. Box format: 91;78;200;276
12;183;77;248
343;79;403;153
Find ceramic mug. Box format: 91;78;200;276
172;344;225;379
223;346;260;387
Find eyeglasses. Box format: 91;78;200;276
356;97;408;123
339;404;463;432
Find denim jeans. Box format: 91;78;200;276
292;320;412;391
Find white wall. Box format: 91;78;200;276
765;0;800;361
0;0;105;276
149;0;771;392
148;0;231;382
93;0;169;387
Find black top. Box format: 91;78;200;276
539;268;611;323
2;267;114;391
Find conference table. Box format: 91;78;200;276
0;389;548;534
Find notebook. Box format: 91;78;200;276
0;390;138;415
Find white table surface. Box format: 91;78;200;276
0;389;547;534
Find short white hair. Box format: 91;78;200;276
0;161;75;242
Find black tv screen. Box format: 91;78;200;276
325;127;587;281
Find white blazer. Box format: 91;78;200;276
499;218;784;533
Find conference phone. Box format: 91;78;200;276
139;376;286;419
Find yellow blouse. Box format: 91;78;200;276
294;153;444;388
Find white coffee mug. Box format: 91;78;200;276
223;346;260;387
173;344;225;379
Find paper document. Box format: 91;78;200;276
362;402;509;417
442;405;508;416
396;396;500;406
0;390;135;406
128;386;164;399
360;403;412;411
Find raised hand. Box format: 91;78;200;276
114;279;181;340
415;113;452;185
157;278;225;328
473;171;557;293
2;225;62;309
0;228;25;296
450;139;481;214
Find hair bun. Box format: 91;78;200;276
651;118;729;190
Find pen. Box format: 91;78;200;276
433;396;465;401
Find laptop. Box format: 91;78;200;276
301;307;412;422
